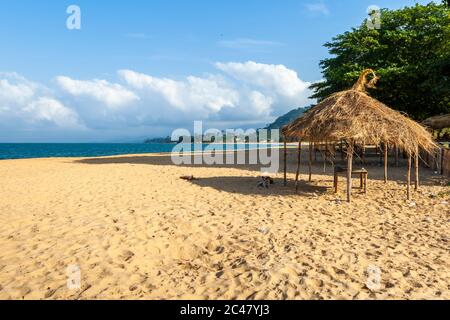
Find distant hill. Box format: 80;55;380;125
144;136;173;143
142;106;312;143
265;106;311;130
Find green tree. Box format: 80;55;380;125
311;3;450;120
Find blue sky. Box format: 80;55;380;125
0;0;434;142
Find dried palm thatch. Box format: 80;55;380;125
283;69;437;155
423;114;450;130
282;69;438;202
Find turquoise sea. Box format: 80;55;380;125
0;143;276;160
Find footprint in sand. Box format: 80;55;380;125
44;288;57;299
120;250;135;262
215;246;225;254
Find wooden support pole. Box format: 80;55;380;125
314;143;317;163
361;144;366;164
283;139;287;186
379;144;383;166
414;146;420;191
407;154;412;200
395;144;399;167
295;141;302;192
347;142;354;203
334;172;338;193
309;142;313;182
436;148;440;172
432;150;437;171
384;143;388;183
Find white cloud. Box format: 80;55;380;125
247;91;273;115
216;61;311;98
0;73;83;130
24;97;80;128
0;72;38;105
1;61;315;140
305;2;330;16
56;76;139;107
119;70;239;113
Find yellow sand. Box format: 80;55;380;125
0;150;448;300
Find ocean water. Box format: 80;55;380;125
0;143;275;160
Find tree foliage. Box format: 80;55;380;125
310;3;450;120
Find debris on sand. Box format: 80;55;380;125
257;176;274;188
180;175;199;181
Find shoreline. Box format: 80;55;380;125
0;143;299;162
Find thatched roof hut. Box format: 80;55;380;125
282;69;437;202
283;69;435;154
423;114;450;130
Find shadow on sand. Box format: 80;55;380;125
186;176;329;196
74;149;441;191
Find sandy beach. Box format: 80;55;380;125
0;148;448;300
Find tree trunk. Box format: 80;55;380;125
347;142;354;203
295;141;302;192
